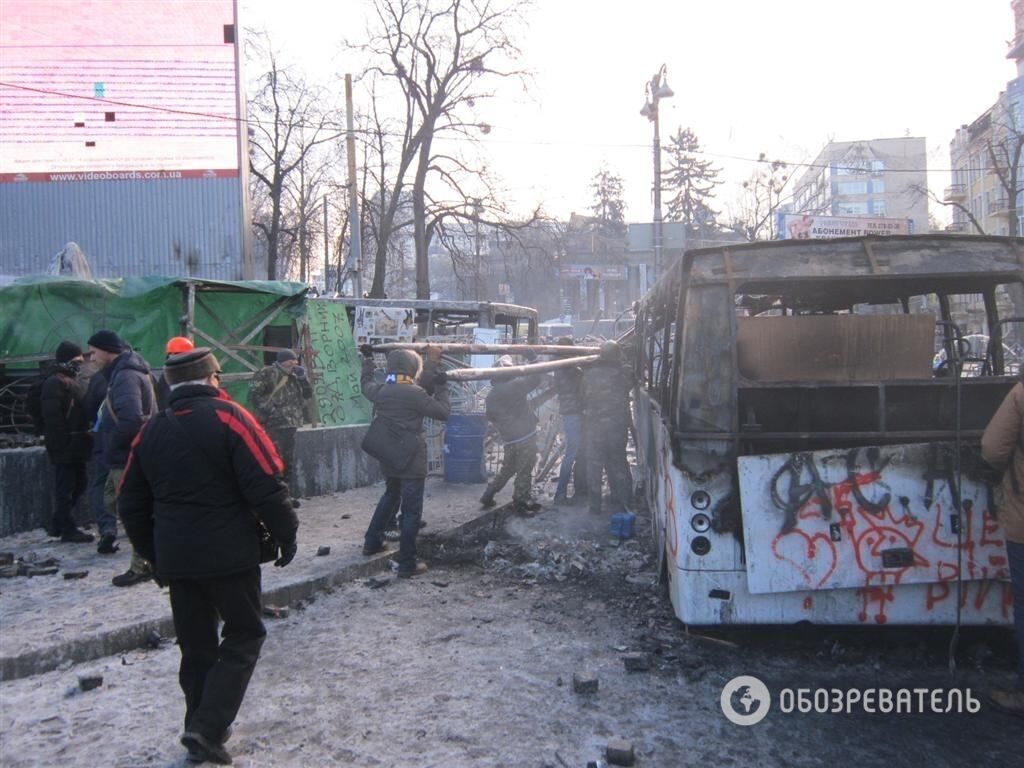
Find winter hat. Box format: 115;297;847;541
276;348;298;363
55;340;83;364
386;349;422;378
495;355;515;368
164;347;221;385
87;329;124;354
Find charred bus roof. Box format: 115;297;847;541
642;234;1024;314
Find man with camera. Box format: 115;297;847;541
249;348;313;507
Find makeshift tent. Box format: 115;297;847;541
0;276;370;428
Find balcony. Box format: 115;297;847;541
943;184;966;202
944;221;968;233
989;197;1012;217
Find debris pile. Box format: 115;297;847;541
0;551;61;578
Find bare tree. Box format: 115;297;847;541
727;155;792;241
247;34;342;280
663;126;720;228
355;0;530;299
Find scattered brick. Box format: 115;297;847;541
78;674;103;692
572;671;599;694
606;739;635;766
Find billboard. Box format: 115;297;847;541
0;0;241;182
781;214;912;240
558;264;628;280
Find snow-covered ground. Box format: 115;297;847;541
1;504;1020;767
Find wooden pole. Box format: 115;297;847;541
371;342;599;356
444;355;600;381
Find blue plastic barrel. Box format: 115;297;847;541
443;413;488;483
610;511;636;540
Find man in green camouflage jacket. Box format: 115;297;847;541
248;349;312;506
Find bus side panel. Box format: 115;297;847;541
641;390;1013;626
674;570;1013;627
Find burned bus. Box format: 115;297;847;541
633;235;1022;625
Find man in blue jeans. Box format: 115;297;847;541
359;345;449;577
552;338;586;506
982;378;1024;716
83;357;118;552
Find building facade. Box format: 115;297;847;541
791;137;928;235
947;1;1024;237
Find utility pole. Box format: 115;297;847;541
345;74;363;297
322;194;329;292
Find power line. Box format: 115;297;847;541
0;79;1013;176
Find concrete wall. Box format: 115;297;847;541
291;425;381;499
0;447;57;537
0;425;380;537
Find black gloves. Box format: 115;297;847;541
275;541;298;567
434;370;448;386
293;365;306;379
359;344;375;359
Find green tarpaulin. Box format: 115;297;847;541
0;277;371;427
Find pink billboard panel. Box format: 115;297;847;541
0;0;240;181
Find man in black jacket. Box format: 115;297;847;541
39;341;94;542
480;356;544;514
88;329;158;586
119;347;298;766
360;345;449;577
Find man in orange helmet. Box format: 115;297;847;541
157;337;195;410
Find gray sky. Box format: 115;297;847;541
242;0;1016;224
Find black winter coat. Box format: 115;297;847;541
99;350;157;468
40;369;91;464
553;366;584;416
485;374;542;443
118;385;298;580
361;358;450;478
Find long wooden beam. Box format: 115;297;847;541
371;342;599;356
444;355;600;381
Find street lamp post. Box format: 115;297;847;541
640;65;673;284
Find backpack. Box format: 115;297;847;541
23;375;47;435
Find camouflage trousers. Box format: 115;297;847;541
586;424;632;515
104;468;152;574
484;435;537;505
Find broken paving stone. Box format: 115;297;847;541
0;565;20;578
572;672;599;694
341;513;351;519
316;546;331;556
606;739;635;766
431;581;449;588
78;675;103;692
622;653;651;672
365;575;392;589
0;552;13;566
27;566;59;577
63;571;89;580
146;631;164;649
262;605;290;619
